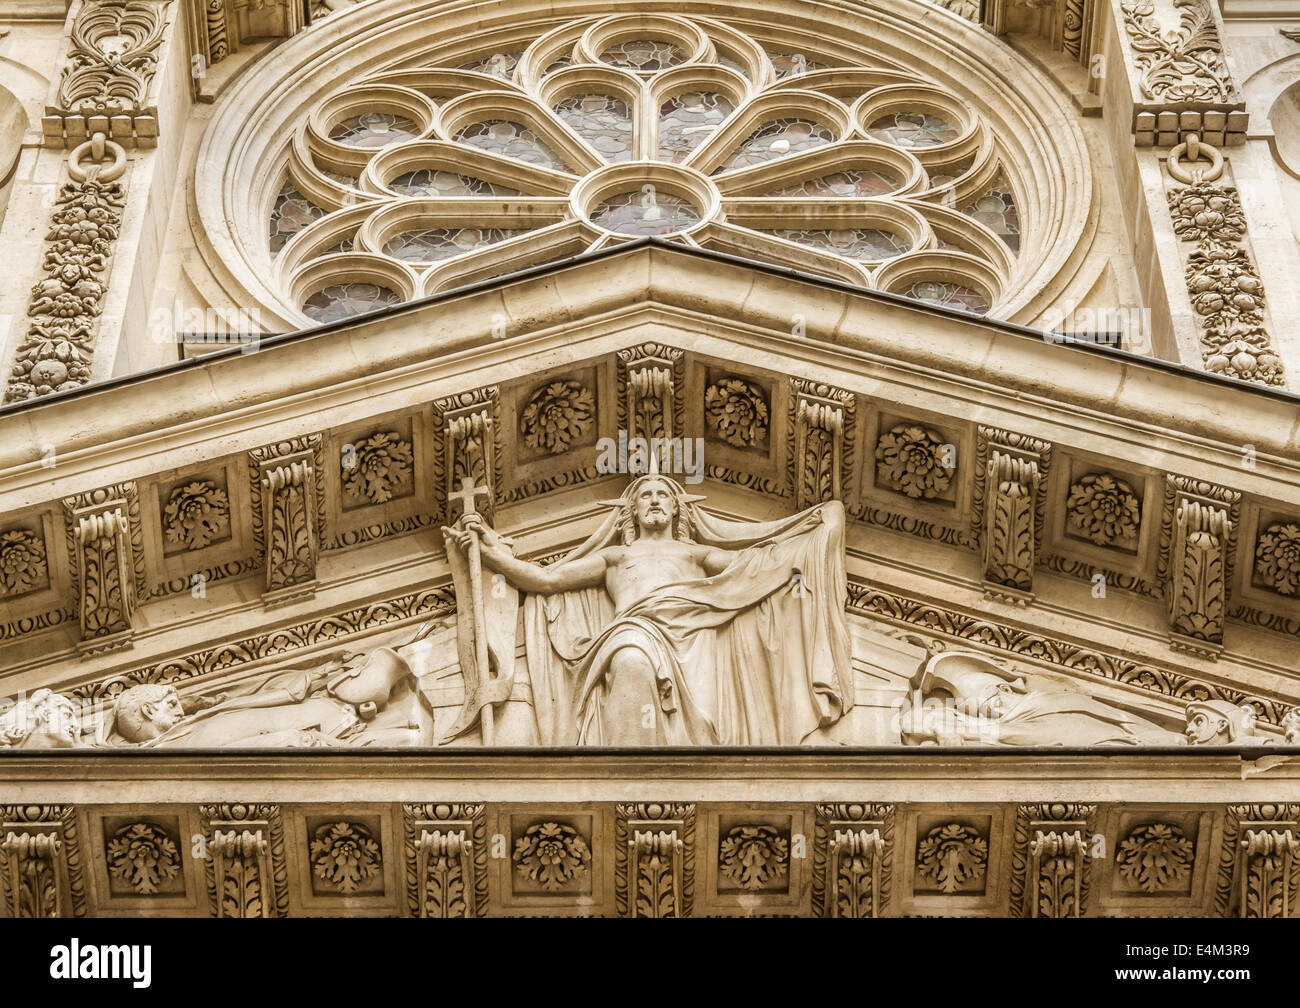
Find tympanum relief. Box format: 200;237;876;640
1;469;1289;749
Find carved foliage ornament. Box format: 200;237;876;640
705;378;769;448
57;0;167;113
163;480;230;551
0;805;87;919
616;803;694;918
7;177;126;402
512;822;590;891
1168;180;1283;385
520;380;595;455
201;803;289;918
341;431;414;505
812;803;893;919
0;529;47;598
403;803;487;918
875;424;953;500
1066;473;1140;547
106;822;180;894
719;825;790;891
1120;0;1234;104
916;823;987;893
1116;823;1194;893
309;821;381;895
1255;522;1300;596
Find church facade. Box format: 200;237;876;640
0;0;1297;917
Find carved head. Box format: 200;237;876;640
918;653;1027;720
115;685;186;743
615;474;697;544
1183;700;1251;745
1284;710;1300;746
0;689;80;749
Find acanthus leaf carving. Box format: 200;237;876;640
704;377;769;448
162;479;230;552
975;428;1051;601
0;528;49;598
0;805;86;918
403;803;487;918
1120;0;1235;105
812;803;893;918
875;424;953;500
718;825;789;891
790;379;854;511
63;482;143;649
198;804;289;918
512;821;591;891
615;802;694;917
520;379;595;455
618;343;683;452
1159;476;1238;653
1116;823;1195;893
1217;805;1300;918
248;437;323;599
916;822;987;893
1009;803;1095;918
340;431;414;506
309;821;381;894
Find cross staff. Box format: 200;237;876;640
449;475;495;744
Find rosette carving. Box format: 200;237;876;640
520;380;595;454
705;378;769;448
875;424;952;500
1066;473;1140;547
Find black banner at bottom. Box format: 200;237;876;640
0;916;1278;994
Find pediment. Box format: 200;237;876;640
0;240;1298;748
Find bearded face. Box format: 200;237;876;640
632;478;678;536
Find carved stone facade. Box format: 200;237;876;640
2;0;1300;923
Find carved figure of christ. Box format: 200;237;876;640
452;477;738;741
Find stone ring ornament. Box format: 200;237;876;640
1167;133;1223;185
68;132;127;183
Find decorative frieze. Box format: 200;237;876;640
916;823;988;894
199;804;289;918
433;386;500;521
1065;473;1140;548
248;436;323;600
403;803;487;918
63;481;143;652
339;432;414;507
43;0;170;148
789;380;854;511
513;821;591;891
105;821;181;894
6;150;127;402
309;821;381;895
0;528;48;599
0;805;87;918
519;380;595;455
1009;803;1095;918
812;803;893;918
875;424;953;500
1165;150;1283;385
1156;476;1239;655
615;803;695;918
704;377;769;448
1116;823;1195;893
974;427;1050;601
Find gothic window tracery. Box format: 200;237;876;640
263;13;1027;322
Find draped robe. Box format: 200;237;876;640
523;499;853;746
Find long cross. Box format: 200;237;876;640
449;476;490;518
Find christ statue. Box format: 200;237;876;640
444;471;853;746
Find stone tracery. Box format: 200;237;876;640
263;13;1029;323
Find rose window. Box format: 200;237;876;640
265;13;1027;325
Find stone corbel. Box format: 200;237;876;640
63;482;142;654
402;803;487;918
1010;803;1095;917
790;379;855;511
1237;830;1299;919
249;436;323;604
1159;476;1239;657
812;803;894;918
433;387;500;523
1114;0;1246;147
617;343;683;452
975;428;1051;604
0;805;86;918
615;803;695;918
43;0;174;149
199;804;288;918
